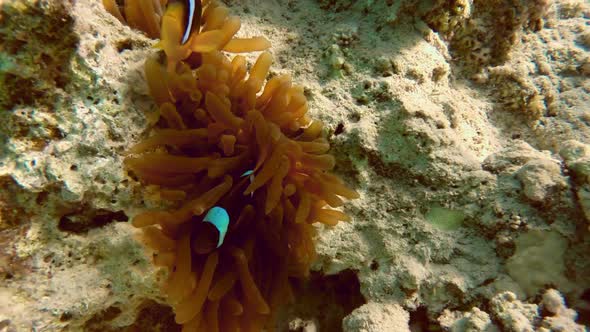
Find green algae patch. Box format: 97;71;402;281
425;205;464;231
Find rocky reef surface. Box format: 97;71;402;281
0;0;589;331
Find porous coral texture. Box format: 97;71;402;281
110;0;358;330
4;0;590;330
424;0;552;70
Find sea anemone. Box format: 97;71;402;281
104;0;359;330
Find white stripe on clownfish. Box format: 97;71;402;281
174;0;202;45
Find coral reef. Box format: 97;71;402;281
560;140;590;227
1;0;589;331
539;289;586;332
423;0;552;70
424;0;590;118
439;290;586;331
0;0;78;109
343;302;410;332
505;230;570;296
438;307;496;332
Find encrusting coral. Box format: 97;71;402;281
103;0;359;331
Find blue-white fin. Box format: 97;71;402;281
203;206;229;248
241;169;254;177
240;169;255;197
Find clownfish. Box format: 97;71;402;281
194;171;255;251
177;0;202;45
241;169;254;178
202;206;229;248
192;205;229;254
241;169;255;197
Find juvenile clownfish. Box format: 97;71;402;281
202;206;230;248
241;169;254;178
192;206;230;254
241;169;255;197
176;0;202;45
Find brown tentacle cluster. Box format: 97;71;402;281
104;1;358;331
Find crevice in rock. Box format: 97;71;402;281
58;207;128;234
280;269;367;331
